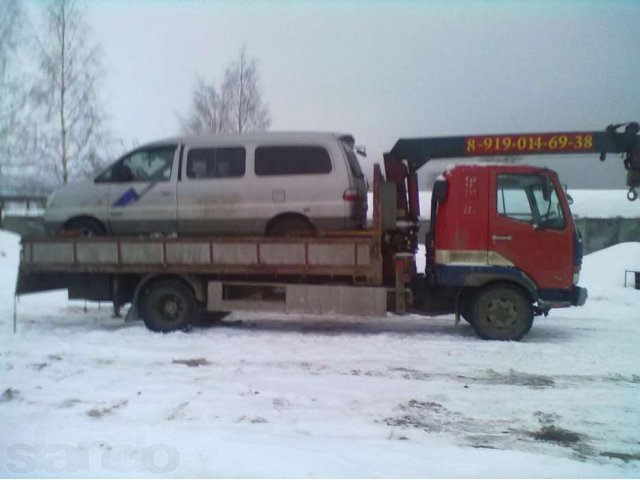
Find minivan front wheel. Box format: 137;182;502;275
63;218;106;237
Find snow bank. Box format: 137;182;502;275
580;242;640;288
0;229;20;299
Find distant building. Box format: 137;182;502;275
0;175;52;235
0;174;52;198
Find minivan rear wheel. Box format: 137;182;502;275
267;217;315;237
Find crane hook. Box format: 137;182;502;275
627;188;638;201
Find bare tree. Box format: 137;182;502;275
31;0;112;185
0;0;28;177
182;47;271;135
0;0;24;112
222;47;271;133
181;77;231;134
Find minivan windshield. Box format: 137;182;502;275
95;145;177;183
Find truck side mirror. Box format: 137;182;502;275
563;183;574;205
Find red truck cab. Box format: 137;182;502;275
387;124;639;340
426;164;587;338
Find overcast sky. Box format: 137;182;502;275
44;0;640;188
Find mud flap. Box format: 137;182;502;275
572;286;588;306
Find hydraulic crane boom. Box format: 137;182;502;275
389;122;640;201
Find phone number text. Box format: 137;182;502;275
465;133;594;155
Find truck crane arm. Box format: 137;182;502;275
389;122;640;201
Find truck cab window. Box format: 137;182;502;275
496;174;565;229
95;146;176;183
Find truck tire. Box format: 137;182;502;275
461;302;474;325
469;284;533;341
141;279;197;333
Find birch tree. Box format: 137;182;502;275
182;47;271;135
181;77;231;134
32;0;111;184
0;0;28;177
222;47;270;133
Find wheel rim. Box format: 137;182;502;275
484;298;518;329
156;294;185;324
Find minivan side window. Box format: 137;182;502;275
96;146;176;183
254;146;332;176
186;147;246;179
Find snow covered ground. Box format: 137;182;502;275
0;229;639;477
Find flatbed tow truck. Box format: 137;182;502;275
15;122;640;340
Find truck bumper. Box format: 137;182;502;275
571;286;588;306
538;286;588;309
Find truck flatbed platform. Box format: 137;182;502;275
19;233;383;284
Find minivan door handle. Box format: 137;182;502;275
492;235;512;242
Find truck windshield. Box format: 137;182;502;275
496;174;565;230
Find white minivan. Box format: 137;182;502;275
44;132;368;236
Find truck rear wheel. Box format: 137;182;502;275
469;284;533;341
141;279;197;333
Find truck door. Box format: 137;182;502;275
489;169;573;290
106;145;178;234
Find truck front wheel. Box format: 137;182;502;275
141;279;197;333
469;284;533;341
